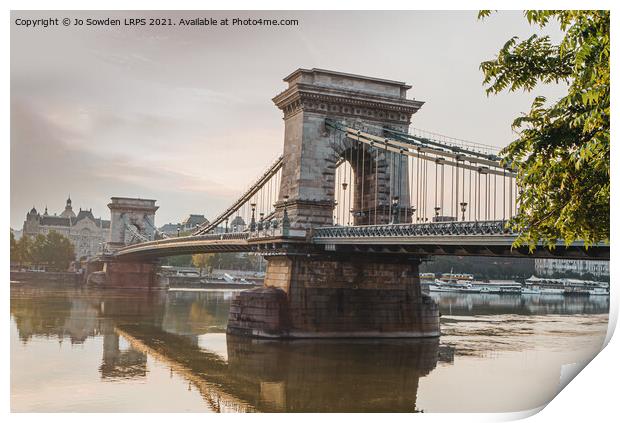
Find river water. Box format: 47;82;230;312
10;284;609;412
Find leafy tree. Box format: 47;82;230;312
13;234;34;266
479;11;609;249
10;230;17;263
161;254;193;267
191;253;213;276
30;232;75;271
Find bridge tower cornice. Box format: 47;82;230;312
273;68;424;125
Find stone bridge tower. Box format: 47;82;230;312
272;68;424;229
228;69;439;339
107;197;158;250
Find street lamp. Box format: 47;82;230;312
258;213;265;231
434;206;441;217
460;202;468;221
391;196;399;224
177;224;181;237
250;203;257;232
410;206;417;224
225;217;229;233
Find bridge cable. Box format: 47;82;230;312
455;160;460;220
348;143;353;225
361;141;367;224
434;160;439;218
415;150;420;221
449;163;454;219
509;173;513;218
424;153;429;221
440;162;445;218
374;145;379;225
409;153;414;223
398;149;403;223
388;149;393;221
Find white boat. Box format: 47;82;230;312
476;284;501;294
587;287;609;296
472;280;522;294
430;281;482;293
526;287;564;295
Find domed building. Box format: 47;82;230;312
22;197;111;260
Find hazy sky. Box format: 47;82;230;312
10;10;565;229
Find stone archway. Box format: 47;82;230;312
272;68;422;230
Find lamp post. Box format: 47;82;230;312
258;213;265;231
225;218;229;233
250;203;256;232
410;206;417;224
460;202;468;221
391;196;399;224
177;225;180;237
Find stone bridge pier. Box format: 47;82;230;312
228;253;439;338
86;197;166;289
228;69;439;338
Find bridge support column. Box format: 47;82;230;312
227;254;439;338
86;260;167;290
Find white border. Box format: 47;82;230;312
3;1;617;422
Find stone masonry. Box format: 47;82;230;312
272;68;424;229
108;197;159;250
227;254;440;338
228;69;439;339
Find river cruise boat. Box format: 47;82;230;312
472;280;523;294
429;282;481;293
426;272;480;293
438;272;474;282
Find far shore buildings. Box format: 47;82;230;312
21;197;110;260
535;258;609;279
159;214;209;236
157;214;247;236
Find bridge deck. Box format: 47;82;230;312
112;220;609;261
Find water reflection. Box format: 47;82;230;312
11;286;446;412
10;286;609;412
118;324;442;412
432;292;609;315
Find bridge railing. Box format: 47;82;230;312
114;231;250;253
312;220;511;239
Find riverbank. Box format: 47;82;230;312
10;270;82;285
166;275;262;289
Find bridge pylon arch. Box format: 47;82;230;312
272;68;423;229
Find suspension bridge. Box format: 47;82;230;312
89;68;609;339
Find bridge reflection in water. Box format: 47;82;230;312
118;326;440;412
10;286;444;412
10;286;609;412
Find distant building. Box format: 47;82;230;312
535;259;609;279
22;197;110;260
230;216;246;232
182;214;208;230
158;223;181;237
158;214;209;236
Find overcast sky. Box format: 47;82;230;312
10;10;565;229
